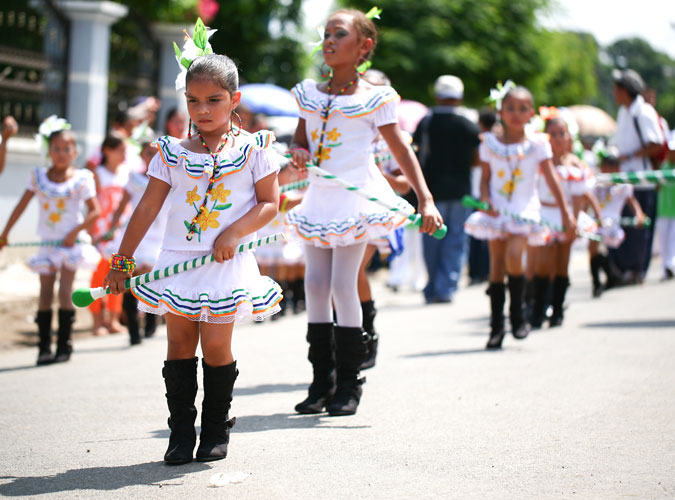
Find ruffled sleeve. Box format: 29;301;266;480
291;79;319;121
533;134;553;164
372;86;400;128
26;168;38;192
147;141;172;186
478;133;493;163
79;169;97;200
244;130;280;183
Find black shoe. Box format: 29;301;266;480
529;277;550;329
36;310;53;366
508;275;530;339
486;282;506;349
360;301;378;370
163;357;198;465
53;309;75;363
326;326;367;416
196;360;238;462
549;276;569;328
295;323;336;414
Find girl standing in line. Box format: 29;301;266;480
464;86;576;349
105;28;282;464
286;9;442;416
0;120;100;364
529;117;601;328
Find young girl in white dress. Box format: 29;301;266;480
105;50;282;464
0;125;100;365
529;117;601;328
108;139;169;344
464;87;576;349
589;154;645;296
286;9;442;416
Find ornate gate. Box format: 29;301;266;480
0;0;68;136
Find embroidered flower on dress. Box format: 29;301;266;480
326;128;341;142
196;210;220;230
311;129;319;142
43;202;50;210
497;170;505;179
186;186;202;205
211;183;231;203
315;148;331;162
49;212;61;224
56;199;66;210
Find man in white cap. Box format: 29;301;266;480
610;68;666;283
413;75;480;303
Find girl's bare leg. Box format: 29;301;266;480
165;313;200;360
200;321;235;366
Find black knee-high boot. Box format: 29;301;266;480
144;313;157;338
327;326;367;416
598;254;619;290
196;360;238;462
54;309;75;363
530;276;551;328
163;357;198;465
295;323;336;414
508;274;530;339
36;310;53;366
550;275;569;327
360;300;378;370
123;292;141;345
590;255;603;298
486;283;505;349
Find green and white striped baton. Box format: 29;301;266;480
280;179;310;193
595;169;675;185
461;196;602;242
71;232;286;308
619;216;652;228
6;239;83;248
304;163;447;239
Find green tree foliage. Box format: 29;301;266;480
534;30;600;108
605;37;675;125
338;0;548;107
119;0;307;89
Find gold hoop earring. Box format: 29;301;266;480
230;111;242;136
320;62;333;79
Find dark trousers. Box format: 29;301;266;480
609;189;657;278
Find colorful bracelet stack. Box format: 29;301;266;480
109;253;136;274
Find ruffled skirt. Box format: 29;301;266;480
597;221;625;248
132;249;282;323
28;239;100;275
285;180;413;248
538;207;599;244
464;209;549;246
254;213;304;266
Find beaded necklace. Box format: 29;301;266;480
185;129;230;241
314;74;359;167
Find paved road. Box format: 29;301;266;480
0;255;674;499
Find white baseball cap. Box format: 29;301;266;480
434;75;464;100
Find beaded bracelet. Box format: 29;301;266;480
291;147;310;157
109;253;136;274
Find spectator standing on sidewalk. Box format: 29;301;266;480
610;69;666;283
414;75;480;303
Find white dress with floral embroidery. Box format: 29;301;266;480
26;167;99;274
285;79;413;247
594;183;634;248
130;131;283;323
464;132;552;244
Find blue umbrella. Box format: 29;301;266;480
239;83;299;117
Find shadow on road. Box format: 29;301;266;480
583;319;675;329
402;348;502;358
234;413;371;433
0;461;210;496
234;382;308;397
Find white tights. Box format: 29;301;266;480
304;242;367;327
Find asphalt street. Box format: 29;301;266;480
0;254;673;499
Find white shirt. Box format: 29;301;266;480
613;95;663;173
